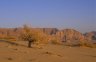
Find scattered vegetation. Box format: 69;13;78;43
79;41;94;48
0;25;95;48
0;33;17;41
50;36;62;45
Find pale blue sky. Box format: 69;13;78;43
0;0;96;33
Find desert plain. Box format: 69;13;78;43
0;40;96;62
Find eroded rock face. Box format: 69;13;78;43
30;28;58;35
84;31;96;43
55;29;87;44
0;28;95;44
85;31;96;40
42;28;58;35
0;28;23;40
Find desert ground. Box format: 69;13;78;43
0;40;96;62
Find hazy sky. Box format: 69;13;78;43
0;0;96;33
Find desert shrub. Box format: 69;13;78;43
63;40;94;47
64;42;73;46
4;36;17;41
0;33;17;41
51;40;59;44
51;40;62;45
20;25;49;47
79;41;94;48
50;36;62;45
0;28;49;45
67;41;82;47
34;31;49;44
20;25;37;48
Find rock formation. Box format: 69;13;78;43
0;28;95;45
55;29;88;45
84;31;96;43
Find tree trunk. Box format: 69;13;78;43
28;41;32;48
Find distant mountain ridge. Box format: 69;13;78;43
0;28;95;44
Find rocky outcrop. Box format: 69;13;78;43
84;31;96;43
55;29;87;44
42;28;58;35
34;28;58;35
0;28;95;45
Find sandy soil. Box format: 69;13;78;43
0;41;96;62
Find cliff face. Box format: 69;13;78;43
0;28;23;40
0;28;58;36
84;31;96;43
55;29;87;45
1;28;22;35
42;28;58;35
0;28;95;44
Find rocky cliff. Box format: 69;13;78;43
84;31;96;43
0;28;95;44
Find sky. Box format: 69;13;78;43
0;0;96;33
